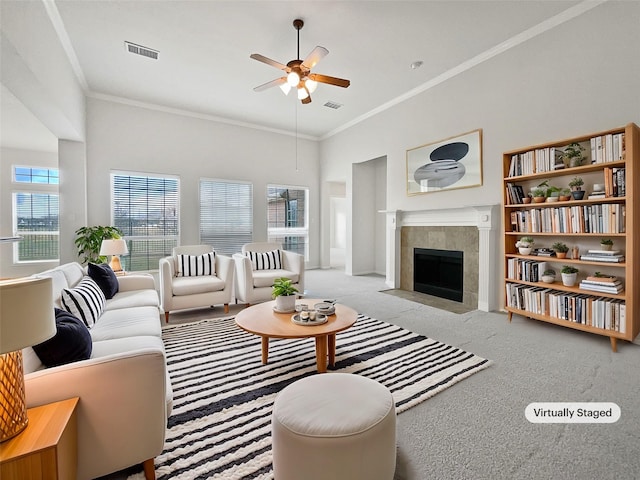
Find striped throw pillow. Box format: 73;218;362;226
61;276;106;328
246;249;282;270
177;252;216;277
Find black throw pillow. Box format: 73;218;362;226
88;262;119;299
32;309;93;368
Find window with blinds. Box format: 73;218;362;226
13;192;59;262
267;185;308;259
199;179;253;255
111;172;179;271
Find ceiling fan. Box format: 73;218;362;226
250;19;350;104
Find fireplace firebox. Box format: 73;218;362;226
413;248;463;302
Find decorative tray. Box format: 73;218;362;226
291;313;328;326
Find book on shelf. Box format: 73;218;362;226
579;281;623;294
585;275;618;284
580;254;625;263
587;249;622;255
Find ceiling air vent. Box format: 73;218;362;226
323;101;343;110
124;41;159;60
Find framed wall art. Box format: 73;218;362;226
406;129;483;195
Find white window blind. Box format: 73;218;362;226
13;192;59;262
267;185;308;259
200;179;253;255
112;172;179;271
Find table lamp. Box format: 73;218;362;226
99;238;128;272
0;277;56;442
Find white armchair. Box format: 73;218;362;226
233;242;305;305
159;245;234;322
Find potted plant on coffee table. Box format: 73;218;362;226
561;265;579;287
272;277;299;313
552;241;569;259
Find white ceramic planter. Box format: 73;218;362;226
561;273;577;287
518;247;533;255
541;275;555;284
275;294;296;312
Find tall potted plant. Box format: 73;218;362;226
74;226;123;264
272;277;299;312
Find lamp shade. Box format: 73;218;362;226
0;277;56;354
99;238;128;256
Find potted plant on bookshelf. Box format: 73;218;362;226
272;277;299;312
515;236;534;255
531;187;546;203
541;269;556;284
600;238;614;251
568;177;585;200
559;188;572;202
563;142;586;168
552;241;569;259
560;265;579;287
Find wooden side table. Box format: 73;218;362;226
0;397;79;480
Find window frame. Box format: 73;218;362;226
266;184;309;260
110;170;180;272
12;191;60;263
199;178;253;256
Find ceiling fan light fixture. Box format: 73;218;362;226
279;82;292;95
287;71;300;86
297;86;310;100
305;78;318;93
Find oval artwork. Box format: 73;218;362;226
414;142;469;188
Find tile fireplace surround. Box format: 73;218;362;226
383;205;500;312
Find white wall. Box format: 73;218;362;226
86;98;322;268
320;1;640;289
1;0;85;141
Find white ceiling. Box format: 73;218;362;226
3;0;583;147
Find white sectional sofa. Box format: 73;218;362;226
23;262;171;480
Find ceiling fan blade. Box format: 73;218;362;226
250;53;289;71
302;46;329;70
301;94;312;105
308;73;351;88
254;77;287;92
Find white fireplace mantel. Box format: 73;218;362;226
383;204;500;312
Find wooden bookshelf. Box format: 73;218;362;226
502;123;639;351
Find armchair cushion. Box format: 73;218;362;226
246;249;282;270
171;275;226;296
88;262;119;299
177;251;216;277
61;276;106;328
252;269;300;288
32;308;93;367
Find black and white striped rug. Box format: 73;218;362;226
132;315;490;480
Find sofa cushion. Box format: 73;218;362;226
176;252;216;277
90;306;162;341
171;275;226;296
88;263;119;299
61;276;106;328
104;289;159;311
246;249;282;270
252;269;299;288
34;269;69;308
32;308;92;367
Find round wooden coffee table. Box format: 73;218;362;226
234;299;358;373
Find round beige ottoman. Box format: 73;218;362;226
271;373;396;480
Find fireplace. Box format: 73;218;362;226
413;248;464;302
